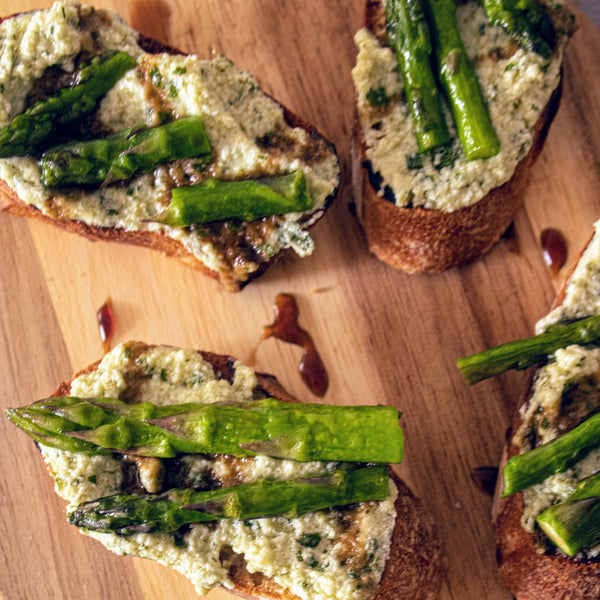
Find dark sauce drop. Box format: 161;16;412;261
541;227;567;277
263;293;329;397
470;466;499;497
97;297;115;355
501;221;519;254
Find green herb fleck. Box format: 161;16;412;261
432;144;459;171
150;65;162;87
297;533;321;548
406;153;423;170
366;86;389;107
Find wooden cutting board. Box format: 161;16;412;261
1;1;599;599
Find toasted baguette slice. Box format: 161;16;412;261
32;341;446;600
0;3;340;292
351;0;575;273
492;225;600;599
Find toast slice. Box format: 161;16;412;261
492;223;600;599
14;341;446;600
0;2;340;291
351;0;575;273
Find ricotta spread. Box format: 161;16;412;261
0;1;339;288
351;0;568;212
518;219;600;556
40;342;397;599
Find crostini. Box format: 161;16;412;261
6;341;446;600
0;2;340;291
351;0;575;273
458;222;600;599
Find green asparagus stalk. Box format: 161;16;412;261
39;117;212;187
536;472;600;556
424;0;500;160
456;315;600;385
4;399;110;454
502;412;600;497
480;0;557;59
385;0;451;152
5;396;404;463
67;465;390;535
0;51;137;157
156;170;311;226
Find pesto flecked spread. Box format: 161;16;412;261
351;0;571;212
40;342;397;599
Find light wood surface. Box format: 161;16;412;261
1;2;599;599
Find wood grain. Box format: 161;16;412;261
0;2;598;599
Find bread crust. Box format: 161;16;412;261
0;11;338;292
492;233;600;600
352;0;565;273
50;342;446;600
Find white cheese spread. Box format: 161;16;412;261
0;1;339;285
352;0;567;212
519;345;600;446
40;342;397;599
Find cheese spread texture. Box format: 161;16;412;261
40;343;397;599
0;1;339;285
352;0;567;212
518;220;600;556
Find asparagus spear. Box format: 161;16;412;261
424;0;500;160
456;315;600;385
39;117;212;187
536;472;600;556
480;0;557;59
5;396;404;463
67;465;390;535
384;0;450;152
0;51;137;157
156;170;311;226
4;399;109;454
502;412;600;497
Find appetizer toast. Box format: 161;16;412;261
492;224;600;599
0;2;340;291
458;223;600;598
351;0;575;273
6;341;446;600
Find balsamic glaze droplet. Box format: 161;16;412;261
501;221;519;254
541;227;567;277
262;293;329;397
97;297;115;355
470;466;499;497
